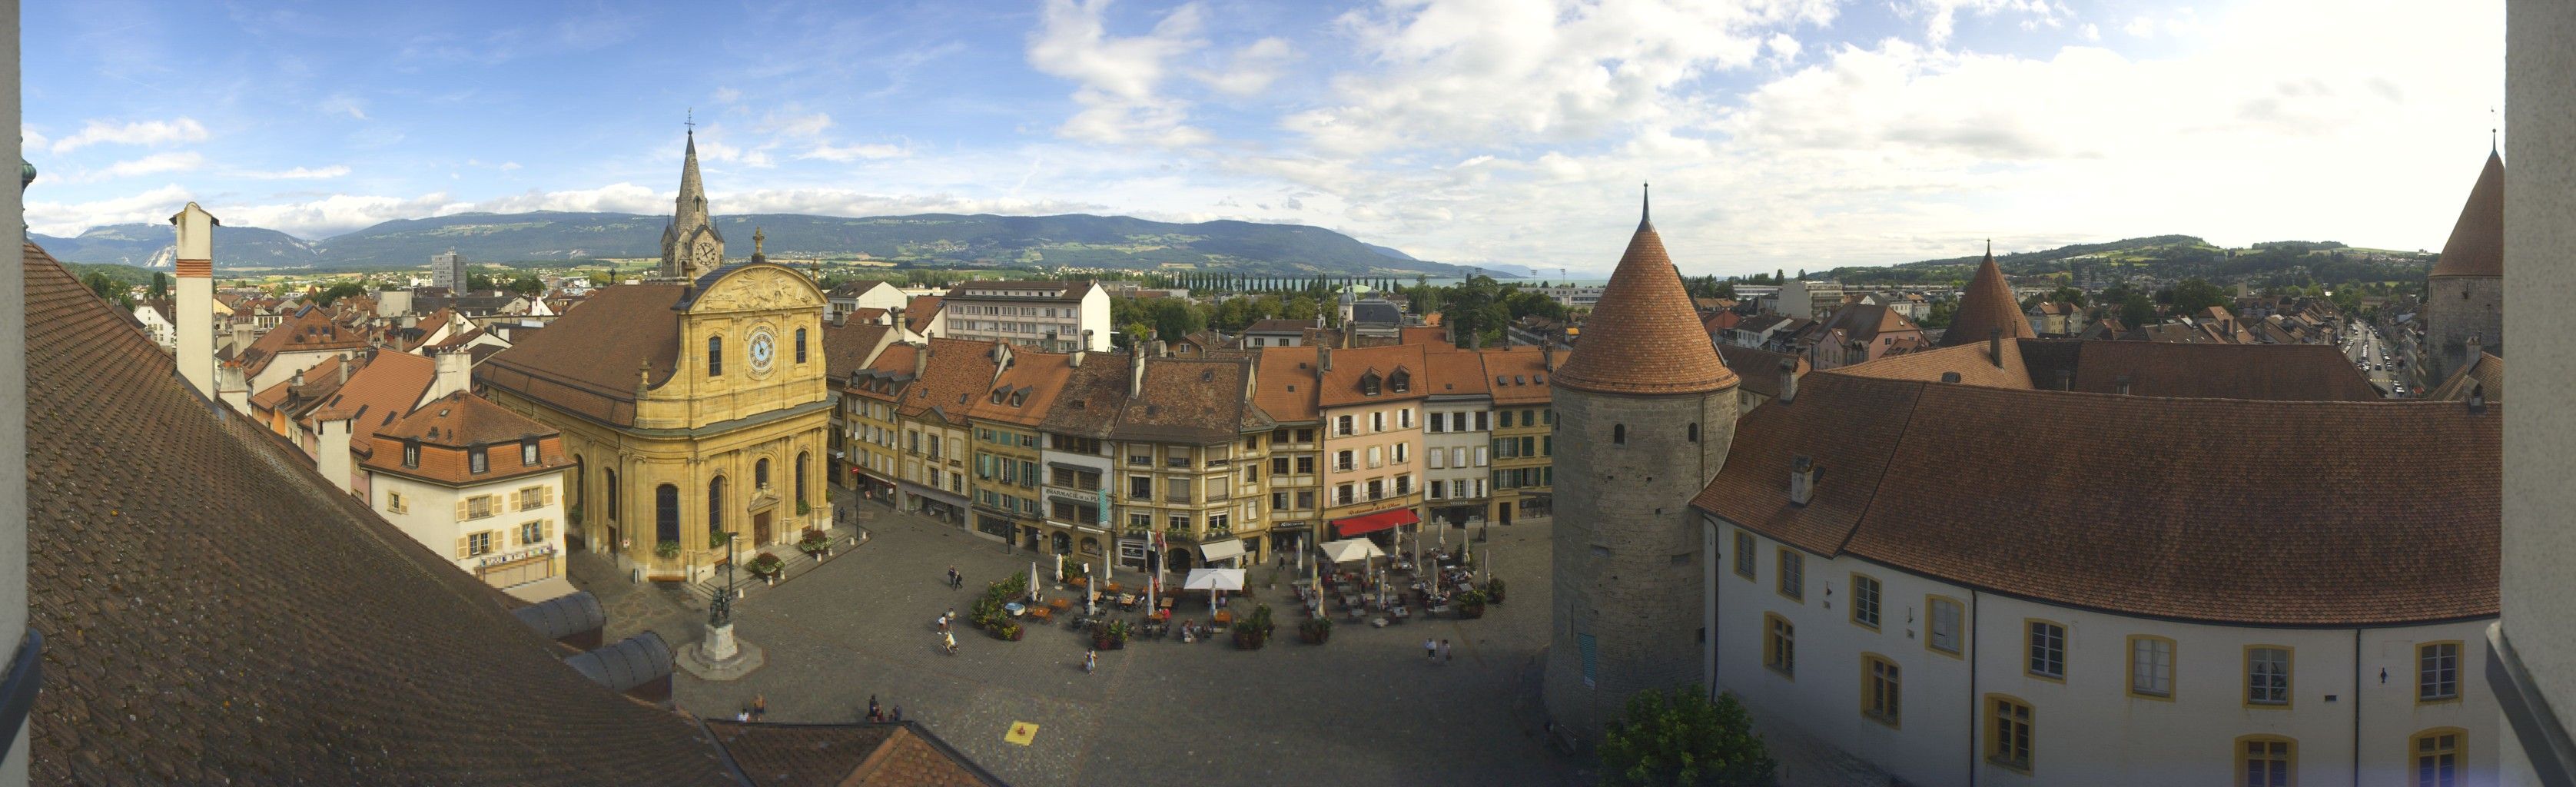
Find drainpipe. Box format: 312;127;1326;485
2352;628;2362;787
1968;589;1980;787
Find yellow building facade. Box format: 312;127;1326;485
480;261;833;581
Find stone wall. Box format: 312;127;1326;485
1543;384;1736;735
2426;274;2504;380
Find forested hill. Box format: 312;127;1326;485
1820;235;2432;286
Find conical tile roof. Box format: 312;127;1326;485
1554;197;1735;396
2430;151;2504;278
1937;247;2034;347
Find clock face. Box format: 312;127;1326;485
748;329;777;374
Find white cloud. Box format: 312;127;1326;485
712;87;742;104
2081;22;2100;41
1907;0;2075;45
802;142;906;162
22;125;46;152
227;192;470;237
319;95;368;120
764;111;834;138
27;184;198;237
499;161;522;171
49;118;209;154
2125;15;2156;36
59;151;207;184
240;164;351;180
1026;0;1210;147
1195;37;1295;96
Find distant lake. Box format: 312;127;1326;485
1414;277;1609;287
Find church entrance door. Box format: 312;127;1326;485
753;513;772;547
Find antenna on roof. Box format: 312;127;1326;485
2491;106;2499;154
686;108;695;133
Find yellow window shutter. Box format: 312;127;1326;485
456;499;469;520
455;536;469;560
543;486;555;506
509;491;521;511
543;520;554;542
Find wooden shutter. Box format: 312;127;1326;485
455;536;469;560
508;491;522;511
456;499;469;521
543;486;556;506
542;520;553;542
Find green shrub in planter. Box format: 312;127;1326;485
1486;578;1507;604
796;500;812;516
1299;616;1333;644
1000;622;1024;641
655;540;682;560
748;553;785;578
798;528;831;555
1456;589;1488;619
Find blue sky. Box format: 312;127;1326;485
26;0;2504;275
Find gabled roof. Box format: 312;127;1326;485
1243;318;1311;334
1937;250;2035;347
477;283;687;427
1318;344;1428;407
1693;371;2498;626
1036;354;1132;437
1251;346;1322;422
821;320;895;380
363;390;570;486
1114;357;1267;443
1479;345;1555;406
1552;204;1734;396
965;346;1074;428
704;720;1007;787
898;337;1003;424
2429;151;2505;278
2429;352;2505;403
20;242;742;784
1824;337;2030;390
230;307;370;377
1422;345;1492;397
306;350;437;447
1717;344;1806;400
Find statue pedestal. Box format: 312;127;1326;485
677;622;765;681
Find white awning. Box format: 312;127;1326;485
1320;538;1386;564
1183;568;1246;591
1199;538;1247;563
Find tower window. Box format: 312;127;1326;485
795;327;808;364
1688;423;1699;443
708;336;724;376
1613;424;1626;445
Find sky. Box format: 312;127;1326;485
25;0;2505;276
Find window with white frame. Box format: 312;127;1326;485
2247;647;2290;706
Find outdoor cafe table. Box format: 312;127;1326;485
1004;603;1027;617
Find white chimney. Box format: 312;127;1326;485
1788;456;1820;506
1129;349;1147;398
315;415;357;495
215;363;249;413
171;202;219;398
423;348;472;405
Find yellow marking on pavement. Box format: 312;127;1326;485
1004;722;1040;745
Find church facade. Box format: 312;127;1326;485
477;134;831;581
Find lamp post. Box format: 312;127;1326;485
710;531;738;629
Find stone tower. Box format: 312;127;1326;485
1938;244;2034;347
2426;149;2505;382
1544;189;1740;736
659;127;726;281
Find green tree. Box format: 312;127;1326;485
314;281;368;307
82;271;134;310
1919;299;1956;328
466;272;496;292
507;274;545;297
2159;277;2229;316
148;272;170;300
1599;687;1777;787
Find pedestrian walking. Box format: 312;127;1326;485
891;706;903;722
1441;639;1452;664
867;696;880;722
735;709;750;722
941;630;958;656
1425;637;1437;662
1084;649;1097;674
752;694;768;721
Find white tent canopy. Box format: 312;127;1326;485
1183;568;1246;591
1199;539;1247;563
1320;539;1385;564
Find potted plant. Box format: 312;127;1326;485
709;531;729;550
1456;589;1487;619
654;540;682;560
798;528;832;557
1000;621;1024;641
1233;604;1276;650
796;500;812;516
1091;619;1131;651
748;553;785;579
1486;578;1506;605
1298;616;1333;645
971;596;1001;629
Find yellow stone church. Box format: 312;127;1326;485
477;133;830;580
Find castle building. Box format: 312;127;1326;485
2425;150;2505;383
480;165;831;579
659;129;727;281
1544;193;1741;735
1937;246;2037;348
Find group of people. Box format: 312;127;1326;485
733;694;768;722
1423;638;1455;664
865;695;902;723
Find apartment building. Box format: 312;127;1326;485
936;281;1110;352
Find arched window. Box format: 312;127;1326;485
708;336;724;376
606;469;620;521
1688;423;1700;443
654;483;679;544
1613;424;1626;445
709;477;728;540
755;458;772;489
796;451;810;506
795;327;808;364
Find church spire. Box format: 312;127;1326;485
659;117;725;280
1638;181;1651;230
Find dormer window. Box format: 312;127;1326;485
469;445;490;474
1359;372;1382;397
402;439;420;469
1389;370;1410;393
521;437;539;466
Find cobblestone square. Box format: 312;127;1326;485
573;491;1587;787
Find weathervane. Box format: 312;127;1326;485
687;108;695;133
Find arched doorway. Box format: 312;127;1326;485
1051;532;1071;556
1166;548;1193;575
1080;536;1100;557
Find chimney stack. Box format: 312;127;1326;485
1071;329;1093;367
1542;339;1556;372
1468;329;1482;351
216;363;250;412
171;202;220;398
1319;345;1333;372
315;415;357;495
1150;340;1167;359
1788;456;1819;506
424;347;473;404
2468;384;2488;415
1987;327;2003;369
337;357;351;386
1128;347;1147;397
1778;358;1801;403
2114;374;2132;396
913;343;929;379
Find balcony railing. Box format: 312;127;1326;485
1164;492;1193;503
1207;490;1230;502
1164;457;1192;468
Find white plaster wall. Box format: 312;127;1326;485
1423;404;1488;511
2503;0;2576;760
370;472;566;586
1715;526;2498;787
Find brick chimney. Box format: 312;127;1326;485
1542;339;1556;372
912;342;930;380
1778;358;1799;404
171;202;219;398
1319;345;1333;372
1070;329;1094;367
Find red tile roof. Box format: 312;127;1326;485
477;284;686;426
2430;352;2504;402
1479;345;1555;406
1252;346;1322;422
20;241;742;784
705;720;1005;786
305;349;436;448
2429;151;2505;278
1938;251;2033;347
1552;215;1734;395
1317;344;1428;408
363;391;569;486
1694;371;2498;626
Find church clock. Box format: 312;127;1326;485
747;327;778;377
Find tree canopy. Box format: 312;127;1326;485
1599;687;1778;787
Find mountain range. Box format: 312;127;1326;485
32;211;1493;277
1821;234;2433;286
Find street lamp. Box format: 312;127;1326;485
710;531;739;628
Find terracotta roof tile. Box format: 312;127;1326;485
822;320;894;380
1317;344;1428;407
900;337;1003;424
2429;352;2504;402
1479;345;1555;406
1552;217;1735;395
1694;372;2498;626
2017;340;2382;401
1252;346;1321;422
1115;357;1264;442
304;350;436;447
1938;251;2034;347
1037;354;1132;437
2429;151;2505;278
705;720;1006;786
966;346;1076;427
1716;344;1806;400
478;284;686;426
1422;346;1492;397
1824;338;2030;390
20;242;741;784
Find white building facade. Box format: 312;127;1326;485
936;281;1110;352
372;463;569;596
1421;391;1491;529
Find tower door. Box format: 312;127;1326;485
753;513;772;546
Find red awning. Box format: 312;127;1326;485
1331;508;1420;537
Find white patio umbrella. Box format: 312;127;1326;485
1183;568;1247;613
1319;539;1384;565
